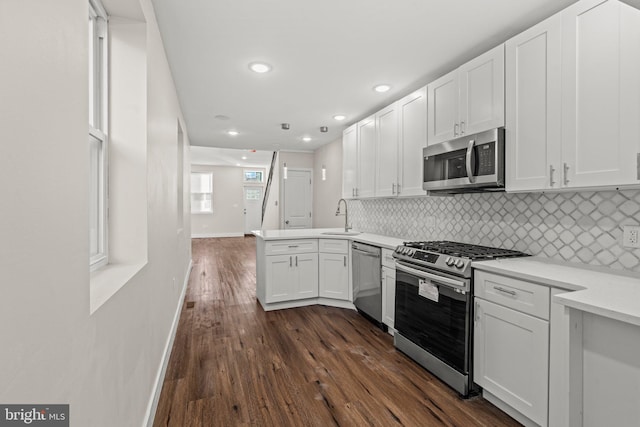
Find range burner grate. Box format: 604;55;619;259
402;240;528;260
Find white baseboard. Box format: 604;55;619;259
143;259;192;427
191;232;244;238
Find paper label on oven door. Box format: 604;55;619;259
418;279;439;302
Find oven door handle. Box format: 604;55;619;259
396;263;466;289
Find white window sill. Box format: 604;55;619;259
90;260;147;314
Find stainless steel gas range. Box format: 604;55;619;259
392;241;528;397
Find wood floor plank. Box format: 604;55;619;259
153;236;521;427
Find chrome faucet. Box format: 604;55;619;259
335;198;351;232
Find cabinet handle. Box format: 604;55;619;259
344;256;347;267
494;286;517;297
549;165;556;187
396;183;401;195
460;121;465;135
454;123;459;136
288;245;299;248
289;256;292;267
563;163;570;185
295;256;298;267
475;301;482;323
352;188;355;197
392;183;396;195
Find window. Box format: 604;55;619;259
191;172;213;213
243;170;264;183
245;187;262;201
89;0;108;270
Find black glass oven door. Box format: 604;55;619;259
394;267;471;374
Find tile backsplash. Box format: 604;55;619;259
348;190;640;273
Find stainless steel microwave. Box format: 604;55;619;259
423;127;505;194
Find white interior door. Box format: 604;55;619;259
243;186;263;234
283;169;312;229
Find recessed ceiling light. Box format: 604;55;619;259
227;130;239;136
241;156;247;160
214;114;230;120
302;137;312;142
373;84;391;93
333;115;346;121
249;62;272;73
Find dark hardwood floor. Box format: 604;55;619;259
153;236;520;427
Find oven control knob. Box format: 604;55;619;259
408;249;415;256
455;259;465;268
445;257;453;266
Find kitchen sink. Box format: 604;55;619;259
321;231;361;236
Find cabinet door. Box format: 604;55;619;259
506;15;562;192
342;124;358;198
427;69;458;145
375;103;400;197
293;253;319;299
561;0;640;188
357;115;376;198
381;266;396;329
474;298;549;426
265;255;297;303
319;253;349;300
398;87;427;196
458;44;505;136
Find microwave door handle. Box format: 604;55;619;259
465;139;476;183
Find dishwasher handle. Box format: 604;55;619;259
352;247;381;259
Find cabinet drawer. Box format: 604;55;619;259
319;239;348;254
265;239;318;255
475;270;550;320
381;248;396;268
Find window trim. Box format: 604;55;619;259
89;0;109;271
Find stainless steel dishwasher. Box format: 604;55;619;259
351;242;382;325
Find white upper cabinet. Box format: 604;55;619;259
507;0;640;192
561;0;640;189
398;86;428;196
427;70;458;145
342;123;358;198
357;115;377;198
458;44;505;136
428;44;505;146
506;14;563;192
375;103;400;197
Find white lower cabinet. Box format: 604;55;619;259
265;253;318;303
474;270;550;427
381;248;396;332
319;253;349;300
264;239;319;303
381;266;395;330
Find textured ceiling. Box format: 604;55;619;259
150;0;577;152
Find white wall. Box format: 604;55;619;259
0;1;191;426
313;138;344;228
191;165;245;237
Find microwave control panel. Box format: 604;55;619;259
477;143;495;176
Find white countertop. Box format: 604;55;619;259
473;256;640;327
252;228;405;250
